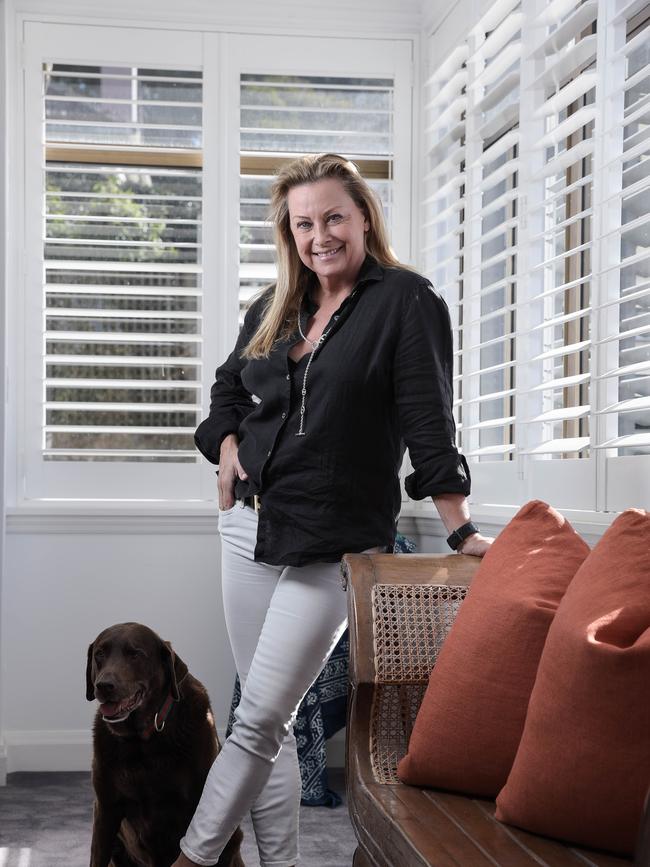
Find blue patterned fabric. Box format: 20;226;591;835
227;533;416;807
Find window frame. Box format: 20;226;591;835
19;22;209;503
11;21;415;508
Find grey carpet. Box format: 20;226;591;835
0;769;357;866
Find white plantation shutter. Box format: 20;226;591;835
520;0;597;468
462;0;522;466
597;1;650;454
421;45;468;448
239;74;395;320
19;28;411;503
594;1;650;509
21;24;207;501
43;64;203;463
422;0;650;512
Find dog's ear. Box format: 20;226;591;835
86;643;96;701
162;641;189;701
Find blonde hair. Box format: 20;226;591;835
243;153;401;359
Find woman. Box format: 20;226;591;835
174;153;491;867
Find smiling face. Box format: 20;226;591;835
287;177;370;292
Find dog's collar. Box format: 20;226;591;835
140;692;175;740
140;672;189;740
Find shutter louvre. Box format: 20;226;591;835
44;63;203;462
239;73;395;319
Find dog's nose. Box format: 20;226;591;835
95;678;115;695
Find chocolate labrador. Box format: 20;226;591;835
86;622;244;867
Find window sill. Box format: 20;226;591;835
6;501;220;534
6;499;619;539
398;501;618;546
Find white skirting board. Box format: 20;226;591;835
1;730;93;775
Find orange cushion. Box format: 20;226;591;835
397;500;590;797
495;509;650;856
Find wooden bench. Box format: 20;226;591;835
342;553;646;867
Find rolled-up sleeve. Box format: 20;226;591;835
394;279;470;500
194;296;266;465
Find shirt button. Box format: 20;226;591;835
282;412;287;419
267;449;272;457
286;374;290;380
334;315;339;320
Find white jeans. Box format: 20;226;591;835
180;503;353;867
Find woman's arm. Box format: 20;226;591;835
393;279;469;499
393;278;492;557
432;492;493;557
194;295;267;465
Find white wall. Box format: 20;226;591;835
0;0;422;779
2;525;233;773
0;0;9;780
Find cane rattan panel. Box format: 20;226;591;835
371;583;467;683
369;683;428;783
368;583;468;783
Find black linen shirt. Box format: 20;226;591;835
195;256;470;566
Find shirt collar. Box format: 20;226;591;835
356;253;384;286
303;255;384;313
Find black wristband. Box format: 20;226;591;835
446;521;480;551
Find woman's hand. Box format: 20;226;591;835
218;433;248;510
431;494;494;558
458;532;493;557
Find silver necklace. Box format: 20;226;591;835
293;288;357;436
297;315;327;349
295;315;332;436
